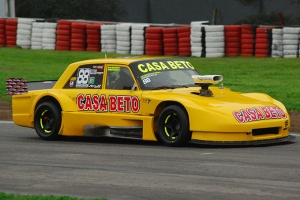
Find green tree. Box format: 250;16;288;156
15;0;127;21
234;0;300;25
234;0;268;15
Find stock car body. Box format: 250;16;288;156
7;57;295;146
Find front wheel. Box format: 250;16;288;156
34;102;61;140
157;105;191;147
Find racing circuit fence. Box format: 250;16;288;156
0;17;300;58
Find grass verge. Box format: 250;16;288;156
1;47;300;110
0;192;106;200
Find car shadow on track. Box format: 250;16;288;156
25;135;297;149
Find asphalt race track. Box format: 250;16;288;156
0;121;300;200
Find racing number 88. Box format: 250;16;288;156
77;68;90;85
142;78;151;84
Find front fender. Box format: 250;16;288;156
242;93;287;112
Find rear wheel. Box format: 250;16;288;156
157;105;191;147
34;102;61;140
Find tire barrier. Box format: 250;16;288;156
42;22;57;50
71;22;86;51
224;25;241;57
0;18;5;47
163;27;178;56
5;18;17;47
56;20;72;51
116;24;131;54
283;27;300;58
1;17;300;58
17;18;35;49
101;24;117;53
255;27;272;58
145;27;163;55
190;22;204;57
271;28;283;58
131;24;148;55
240;24;256;57
31;21;44;50
86;23;102;52
204;25;225;57
177;26;191;57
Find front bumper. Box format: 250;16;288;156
191;134;296;145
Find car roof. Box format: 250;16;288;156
71;56;174;66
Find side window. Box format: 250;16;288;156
64;64;104;89
106;66;134;90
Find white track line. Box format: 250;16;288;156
0;120;14;123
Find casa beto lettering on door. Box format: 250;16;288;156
233;106;287;123
77;94;140;113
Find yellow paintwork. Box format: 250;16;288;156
12;57;291;144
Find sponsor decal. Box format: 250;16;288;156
69;80;74;87
89;77;95;84
93;65;103;70
90;69;97;75
233;106;287;123
77;94;140;113
108;66;121;71
88;84;101;88
137;60;194;73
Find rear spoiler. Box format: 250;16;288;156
6;78;57;96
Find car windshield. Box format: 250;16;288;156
137;69;199;90
129;59;200;90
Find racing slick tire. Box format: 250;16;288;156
158;105;191;147
34;102;61;141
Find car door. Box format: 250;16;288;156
102;64;142;115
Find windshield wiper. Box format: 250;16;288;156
151;85;176;90
176;84;189;88
151;85;192;90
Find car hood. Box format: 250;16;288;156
142;86;288;124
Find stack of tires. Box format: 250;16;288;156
17;18;35;49
145;27;163;55
283;27;300;58
240;24;256;57
42;22;57;50
56;20;72;51
162;27;178;56
271;28;283;58
101;24;117;53
204;25;225;57
5;18;17;47
31;21;44;50
224;25;241;57
0;18;5;47
86;23;102;52
116;24;131;54
177;26;191;56
255;27;272;57
131;24;147;55
190;23;203;57
71;22;86;51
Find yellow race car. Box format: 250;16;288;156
7;57;294;146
